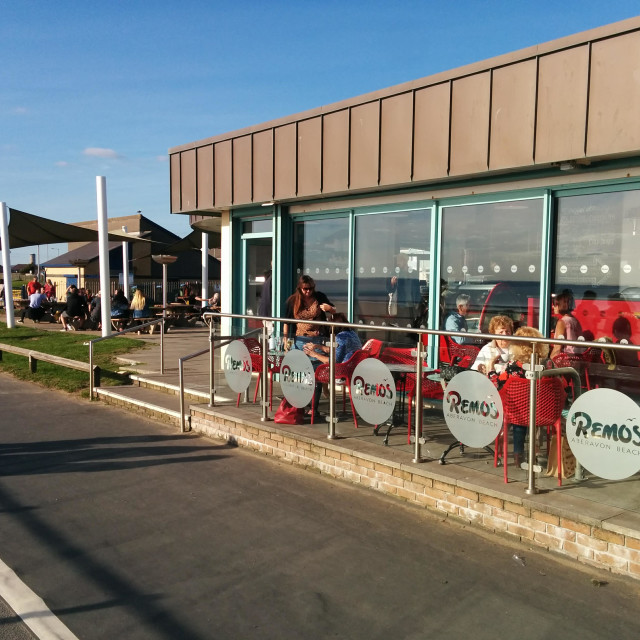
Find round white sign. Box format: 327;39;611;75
350;359;396;425
443;371;504;448
279;349;315;408
601;264;609;274
623;264;632;274
580;264;588;274
223;340;252;393
478;265;484;274
528;264;535;273
511;265;518;273
566;388;640;480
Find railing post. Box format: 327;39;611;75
413;337;424;463
89;342;95;400
209;318;215;407
261;322;269;422
179;358;187;433
525;350;539;495
327;326;337;440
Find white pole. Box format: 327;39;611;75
121;225;129;299
96;177;112;336
201;231;208;300
0;202;15;328
162;263;168;317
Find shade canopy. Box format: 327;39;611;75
0;208;149;250
164;228;221;254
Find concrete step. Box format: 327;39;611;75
95;385;184;427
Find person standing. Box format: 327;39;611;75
386;254;420;327
43;279;56;300
26;276;42;296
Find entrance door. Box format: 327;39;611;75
243;237;272;323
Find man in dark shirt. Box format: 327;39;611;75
60;285;87;331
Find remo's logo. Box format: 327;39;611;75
280;349;315;408
223;340;252;393
443;370;503;448
350;359;396;425
567;388;640;480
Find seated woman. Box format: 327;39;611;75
471;315;514;374
302;313;362;365
130;289;149;321
612;316;639;367
551;290;585;358
490;327;552;468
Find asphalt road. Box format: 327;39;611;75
1;372;639;640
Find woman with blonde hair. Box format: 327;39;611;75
491;327;551;467
129;288;149;319
472;315;514;374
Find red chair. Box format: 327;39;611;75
441;335;480;368
311;349;371;427
552;348;603;399
496;376;567;485
235;338;281;410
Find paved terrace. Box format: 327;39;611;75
3;314;640;579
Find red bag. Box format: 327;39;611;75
273;398;305;425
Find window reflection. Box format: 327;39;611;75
292;217;349;310
354;209;431;342
554;191;640;391
441;199;543;334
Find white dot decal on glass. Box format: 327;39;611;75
305;268;310;274
494;265;501;273
296;268;301;274
478;265;484;274
315;268;320;274
383;266;388;274
623;264;632;274
395;266;400;274
511;265;518;273
560;265;567;274
359;267;364;274
529;265;535;273
335;268;340;274
371;267;376;274
462;266;468;274
447;266;453;274
601;265;609;274
325;268;330;274
580;265;588;274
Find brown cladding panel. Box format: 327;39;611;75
274;124;297;199
323;110;349;193
490;60;536;169
379;93;413;186
180;149;197;211
450;72;491;176
588;32;640;157
297;117;322;197
253;130;273;203
196;145;214;209
214;140;232;207
233;136;252;205
413;83;450;181
170;153;181;213
350;102;380;189
536;46;589;163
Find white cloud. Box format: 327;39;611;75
83;147;120;159
55;161;69;167
13;107;28;115
156;155;168;162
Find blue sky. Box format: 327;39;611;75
2;1;639;265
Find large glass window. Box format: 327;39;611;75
440;199;544;334
292;217;349;310
555;190;640;344
353;209;431;339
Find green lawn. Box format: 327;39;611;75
0;322;149;396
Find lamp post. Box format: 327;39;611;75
152;255;177;318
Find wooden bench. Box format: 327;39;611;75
0;342;100;386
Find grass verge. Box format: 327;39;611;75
0;322;149;396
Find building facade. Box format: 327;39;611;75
169;17;640;353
